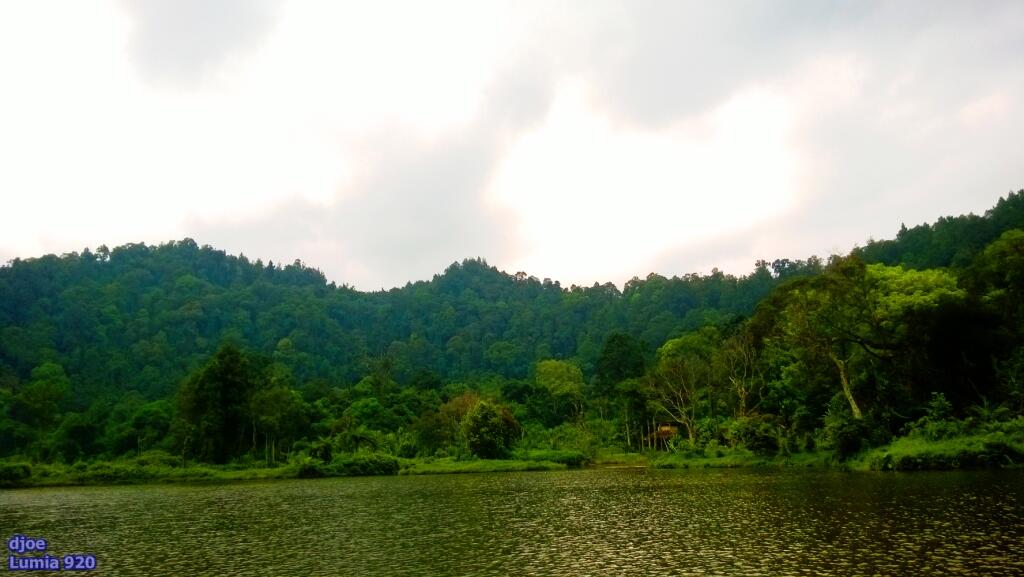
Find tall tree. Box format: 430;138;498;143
177;343;262;463
647;328;719;447
773;257;963;419
535;359;585;422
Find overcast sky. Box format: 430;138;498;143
1;1;1022;289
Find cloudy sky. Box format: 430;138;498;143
1;1;1022;289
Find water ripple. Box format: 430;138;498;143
1;469;1022;576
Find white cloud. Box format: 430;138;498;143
123;0;282;87
959;93;1011;129
0;1;1022;288
488;81;799;285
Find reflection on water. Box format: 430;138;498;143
2;468;1022;576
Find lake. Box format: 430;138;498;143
2;468;1023;576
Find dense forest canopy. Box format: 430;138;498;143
0;233;815;402
1;190;1023;466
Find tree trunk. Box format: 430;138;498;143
830;354;863;419
731;377;747;418
624;413;632;450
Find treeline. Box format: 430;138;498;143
0;238;826;406
1;190;1023;468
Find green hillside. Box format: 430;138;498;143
1;190;1022;475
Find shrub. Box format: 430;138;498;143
703;439;724;458
134;450;181;468
727;415;782;456
78;462;151;484
328;453;399;476
306;438;333;463
926;392;953;421
865;433;1024;471
0;461;32;486
819;393;888;460
513;449;590;467
293;457;326;479
695;417;727;448
905;417;966;441
902;393;967;441
822;411;872;460
462;401;521;459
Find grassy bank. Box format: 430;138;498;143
853;431;1024;471
846;416;1024;471
0;450;592;488
649;448;835;470
0;452;401;489
4;425;1022;489
0;459;299;488
592;451;649;467
646;418;1024;471
398;449;591;475
399;457;566;475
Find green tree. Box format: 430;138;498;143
177;343;261;463
718;328;764;418
14;362;69;432
131;400;173;453
647;328;719;447
967;229;1024;327
592;333;646;420
535;359;584;423
250;384;306;464
594;333;645;393
773;258;963;419
461;400;521;459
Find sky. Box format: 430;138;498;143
1;1;1022;290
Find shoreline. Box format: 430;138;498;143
3;440;1022;490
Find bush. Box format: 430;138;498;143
982;416;1024;436
292;456;326;478
518;422;600;456
462;401;521;459
513;449;590;467
864;433;1024;471
78;462;151;484
820;394;886;460
727;415;782;456
695;417;727;448
134;450;181;468
328;453;399;476
400;458;566;475
902;393;967;441
0;461;32;486
822;412;872;460
905;417;967;441
224;454;260;470
703;439;724;458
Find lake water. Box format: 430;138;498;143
2;468;1023;576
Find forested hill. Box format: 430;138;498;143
855;190;1024;268
1;190;1022;409
0;243;807;407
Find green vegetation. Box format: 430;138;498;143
0;454;298;488
855;415;1024;471
650;448;833;470
2;190;1024;486
399;457;566;475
